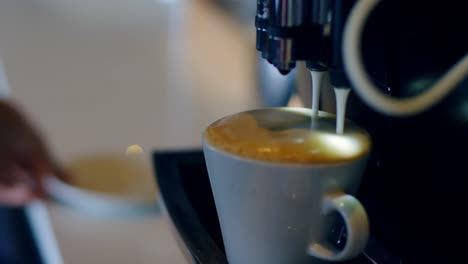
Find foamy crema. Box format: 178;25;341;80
204;108;370;164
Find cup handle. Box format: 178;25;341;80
308;191;369;262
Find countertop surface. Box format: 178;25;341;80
0;0;259;263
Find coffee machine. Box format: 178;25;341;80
255;0;468;262
154;0;467;263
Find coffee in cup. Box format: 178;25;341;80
205;108;370;164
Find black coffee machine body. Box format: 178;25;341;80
255;0;467;262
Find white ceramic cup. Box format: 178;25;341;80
203;108;370;264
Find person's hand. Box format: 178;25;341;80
0;100;66;206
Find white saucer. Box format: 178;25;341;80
44;176;160;218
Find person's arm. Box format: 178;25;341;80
0;100;66;206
